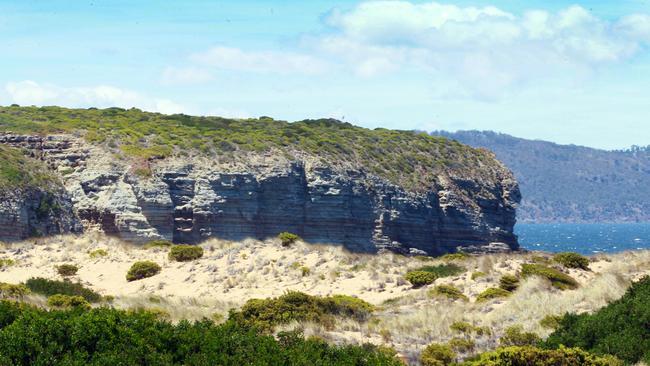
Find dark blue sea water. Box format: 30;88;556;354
516;223;650;255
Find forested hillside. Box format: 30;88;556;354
433;130;650;223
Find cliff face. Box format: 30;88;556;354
0;133;518;254
0;140;80;240
0;107;520;254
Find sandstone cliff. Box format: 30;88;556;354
0;106;520;255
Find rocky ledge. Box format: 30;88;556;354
0;131;519;255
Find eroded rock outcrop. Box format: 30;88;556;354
0;132;519;255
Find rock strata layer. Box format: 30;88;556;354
0;133;520;255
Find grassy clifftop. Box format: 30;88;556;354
0;106;504;191
0;144;59;193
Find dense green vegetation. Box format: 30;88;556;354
0;106;495;191
126;261;162;281
430;284;468;301
278;232;300;247
476;287;511;302
498;274;520;292
168;245;203;262
544;276;650;364
229;291;374;332
56;264;79;277
405;263;466;287
465;346;621;366
553;252;590;270
0;144;59;192
25;277;102;302
521;264;578;290
0;300;402;365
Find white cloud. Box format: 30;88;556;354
317;1;650;99
5;80;185;114
190;46;328;75
161;67;213;85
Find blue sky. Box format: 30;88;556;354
1;0;650;150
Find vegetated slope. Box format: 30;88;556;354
433;130;650;223
0;301;402;366
1;106;498;192
544;275;650;364
0;106;519;253
0;144;59;193
0;144;78;240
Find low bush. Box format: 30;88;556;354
499;274;520;292
126;261;161;282
230;291;374;332
466;346;622;366
417;263;465;278
430;284;468;301
0;259;15;267
420;343;456;366
500;325;541;347
278;232;300;247
25;277;101;302
56;264;78;277
143;240;173;249
0;283;30;299
438;252;470;261
405;271;437;288
540;314;563;330
448;337;475;353
553;252;590;270
471;271;486;280
47;294;90;309
521;264;579;290
168;245;203;262
476;287;511;302
88;249;108;258
0;300;403;365
543;276;650;364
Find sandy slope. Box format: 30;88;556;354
1;232;649;362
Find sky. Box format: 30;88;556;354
1;1;650;150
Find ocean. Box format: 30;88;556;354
516;223;650;255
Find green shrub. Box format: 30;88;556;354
300;266;310;276
471;271;486;280
0;258;15;267
438;252;470;261
448;337;475;353
47;294;90;309
499;274;520;292
420;343;456;366
278;232;300;247
56;264;78;277
417;263;465;278
430;284;468;301
500;325;541;347
25;277;101;302
0;283;30;299
230;291;374;332
450;321;474;334
540;314;563;330
168;245;203;262
466;346;622;366
543;276;650;363
88;249;108;258
476;287;511;302
553;252;590;270
143;240;173;249
521;264;579;290
0;300;403;365
126;261;161;282
405;271;437;288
